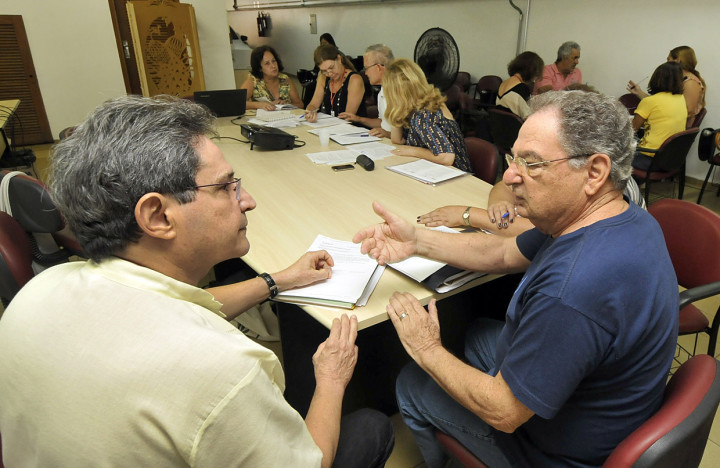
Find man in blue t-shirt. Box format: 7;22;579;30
353;90;679;467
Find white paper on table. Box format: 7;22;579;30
389;227;458;281
305;150;357;165
345;142;395;160
386;159;468;185
302;116;347;128
247;118;300;129
277;235;385;304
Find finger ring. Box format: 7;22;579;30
399;312;408;320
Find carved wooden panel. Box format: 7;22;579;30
126;0;205;97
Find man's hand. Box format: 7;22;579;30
417;205;465;227
353;201;418;265
273;250;333;291
386;293;442;364
313;314;359;391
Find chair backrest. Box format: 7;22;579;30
648;199;720;289
0;171;64;233
487;107;524;155
650;128;699;173
0;211;34;303
603;354;720;467
618;93;641;114
464;137;499;184
473;75;503;106
444;84;463;114
691;107;707;129
698;127;719;162
454;71;472;92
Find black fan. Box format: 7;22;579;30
414;28;460;91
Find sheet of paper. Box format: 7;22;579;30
346;142;396;160
386;159;468;185
302;116;347;128
247;117;300;129
389;227;458;281
277;235;384;304
305;150;357;165
308;123;368;136
331;133;381;145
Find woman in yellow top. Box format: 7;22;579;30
631;62;687;171
240;46;303;111
628;45;705;128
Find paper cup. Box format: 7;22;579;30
319;128;330;147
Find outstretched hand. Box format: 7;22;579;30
352;201;418;265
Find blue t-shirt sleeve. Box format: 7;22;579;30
499;294;613;419
516;228;547;261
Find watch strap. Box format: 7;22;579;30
462;206;472;226
259;272;278;299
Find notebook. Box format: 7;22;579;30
193;89;247;117
255;108;296;122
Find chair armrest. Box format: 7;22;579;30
679;280;720;309
635;146;658;154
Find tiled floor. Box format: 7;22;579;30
12;148;720;467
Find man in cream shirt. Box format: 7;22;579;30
0;96;393;467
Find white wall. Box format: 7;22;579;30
1;0;717;181
0;0;235;137
226;0;720;182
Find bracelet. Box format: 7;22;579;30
259;272;278;299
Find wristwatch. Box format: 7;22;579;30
259;272;278;299
462;207;472;226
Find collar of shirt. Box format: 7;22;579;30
87;257;225;317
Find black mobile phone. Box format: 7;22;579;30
332;164;355;171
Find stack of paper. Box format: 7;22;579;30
386;159;468;185
274;235;385;309
388;227;487;293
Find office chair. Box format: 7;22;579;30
464;137;499;184
618;93;641;115
690;107;707;130
436;355;720;468
454;71;472;93
0;171;82;269
487;107;524;159
632;127;699;203
696;127;720;205
603;354;720;467
648;199;720;359
0;211;34;306
472;75;502;109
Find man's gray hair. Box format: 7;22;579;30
49;95;217;262
528;90;635;191
556;41;580;61
365;44;394;65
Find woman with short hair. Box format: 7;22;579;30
240;46;303;111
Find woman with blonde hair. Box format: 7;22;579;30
383;59;472;172
628;45;705;127
304;44;366;122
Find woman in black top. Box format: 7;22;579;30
304;45;366;121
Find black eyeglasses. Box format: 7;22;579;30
361;63;382;73
189;178;241;200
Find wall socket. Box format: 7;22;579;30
310;14;317;34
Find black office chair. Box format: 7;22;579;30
632;127;699;203
487;107;524;159
0;211;34;306
690;107;707;130
697;127;720;205
472;75;502;109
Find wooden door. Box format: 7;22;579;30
109;0;143;95
126;0;205;97
0;15;53;145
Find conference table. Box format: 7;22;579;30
214;112;508;414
